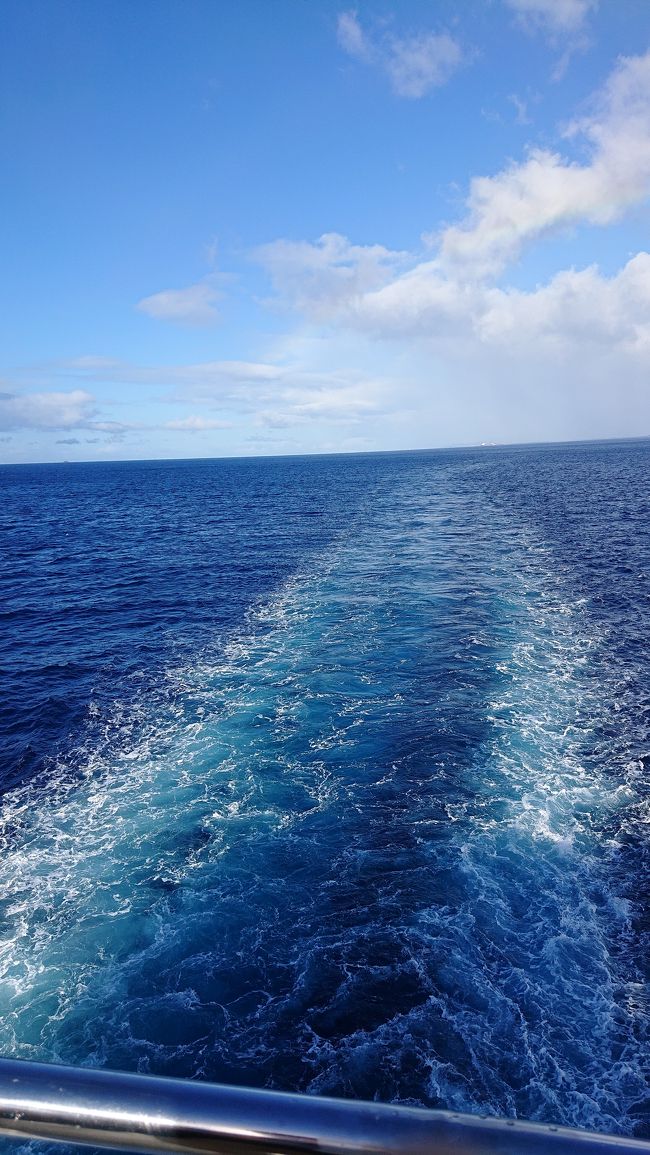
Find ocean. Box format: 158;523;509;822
0;442;648;1139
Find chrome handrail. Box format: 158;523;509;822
0;1057;648;1155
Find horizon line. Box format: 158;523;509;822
2;431;650;468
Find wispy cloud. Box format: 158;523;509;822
87;420;134;441
504;0;598;77
504;0;597;38
40;353;399;436
59;356;287;396
337;11;463;99
255;232;407;319
136;280;221;326
385;32;463;99
337;11;370;60
255;384;380;429
508;93;532;125
164;415;233;431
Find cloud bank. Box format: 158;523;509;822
244;50;650;444
0;390;97;432
56;353;397;434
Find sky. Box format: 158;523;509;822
3;0;650;462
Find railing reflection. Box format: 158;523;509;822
0;1057;648;1155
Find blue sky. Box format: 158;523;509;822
3;0;650;461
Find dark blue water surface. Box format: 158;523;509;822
0;443;648;1138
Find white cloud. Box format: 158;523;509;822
59;356;285;397
303;242;650;366
87;420;134;441
88;420;128;432
257;225;650;348
435;50;650;278
64;355;122;372
256;383;381;428
504;0;597;37
252;52;650;313
508;93;532;125
438;148;605;277
0;390;97;431
337;11;370;60
242;53;650;445
477;252;650;353
346;258;650;445
51;352;397;435
255;232;407;320
337;11;463;99
0;384;146;444
136;280;220;326
352;262;483;338
164;415;233;431
385;33;463;99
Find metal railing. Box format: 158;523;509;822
0;1057;648;1155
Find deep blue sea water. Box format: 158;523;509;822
0;443;648;1139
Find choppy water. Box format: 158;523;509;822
0;443;648;1139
